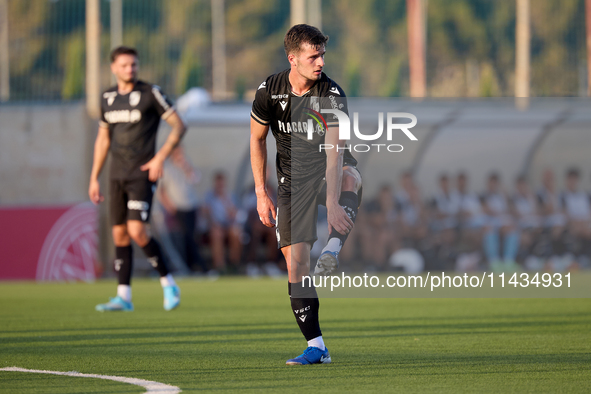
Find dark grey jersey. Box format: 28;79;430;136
100;80;174;180
251;69;357;185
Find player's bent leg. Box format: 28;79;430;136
128;220;181;311
284;243;329;365
315;166;362;276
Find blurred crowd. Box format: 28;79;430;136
342;168;591;274
152;147;284;277
152;148;590;275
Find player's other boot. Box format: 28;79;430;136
314;251;339;276
95;296;134;312
163;285;180;311
286;346;331;365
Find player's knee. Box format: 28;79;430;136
342;167;362;192
127;223;148;246
112;225;130;246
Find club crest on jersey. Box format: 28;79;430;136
280;101;287;111
129;91;141;107
103;92;117;106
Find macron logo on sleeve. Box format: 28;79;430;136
329;87;340;95
258;81;266;90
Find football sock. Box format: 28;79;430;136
142;238;169;277
289;282;322;341
159;274;177;288
117;284;132;302
307;336;326;351
115;245;133;285
321;191;358;255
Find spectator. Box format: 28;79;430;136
157;146;204;273
560;168;591;263
242;181;283;277
430;174;461;268
202;172;243;272
480;172;520;272
456;172;485;247
395;171;428;248
511;175;542;260
362;184;400;268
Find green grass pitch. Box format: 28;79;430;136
1;278;590;393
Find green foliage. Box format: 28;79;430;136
5;0;589;100
61;31;85;100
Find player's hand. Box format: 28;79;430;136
327;203;354;235
140;157;164;181
257;193;277;228
88;179;104;205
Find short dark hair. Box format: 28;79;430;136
284;24;328;56
110;46;138;63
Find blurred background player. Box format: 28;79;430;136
456;172;485;269
480;172;520;272
202;171;243;273
362;184;400;270
560;168;591;265
157;145;205;273
396;171;429;250
250;24;362;365
430;173;461;269
511;175;542;262
89;46;186;311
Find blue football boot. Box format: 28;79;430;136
286;347;331;365
163;285;180;311
95;296;134;312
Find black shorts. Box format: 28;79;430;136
109;178;157;225
276;165;362;249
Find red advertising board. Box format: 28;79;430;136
0;203;98;281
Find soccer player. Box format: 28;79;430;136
89;46;187;311
250;24;362;365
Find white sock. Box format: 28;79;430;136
321;238;342;255
307;336;325;351
160;274;177;288
117;285;132;302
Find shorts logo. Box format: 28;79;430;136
299;315;307;322
128;200;150;211
114;259;123;272
129;91;141;107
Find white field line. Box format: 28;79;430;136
0;367;181;393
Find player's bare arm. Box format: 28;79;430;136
140;111;187;181
88;125;111;205
324;125;353;235
250;117;276;228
